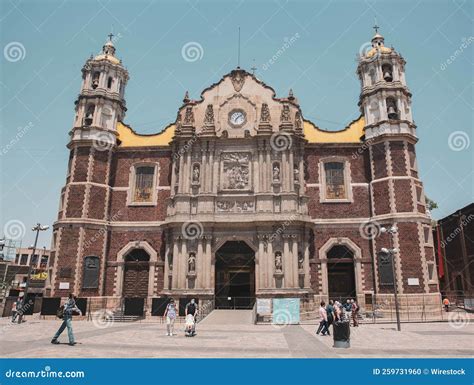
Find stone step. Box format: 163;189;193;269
199;309;254;325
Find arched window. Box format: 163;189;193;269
101;106;113;129
82;256;100;289
84;105;95;126
386;97;399;119
91;72;100;89
107;76;113;89
382;64;393;82
369;68;376;85
324;162;346;199
133;165;155;203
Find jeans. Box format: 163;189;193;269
166;316;175;335
316;320;327;334
53;318;75;343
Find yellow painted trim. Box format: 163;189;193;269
303;116;365;143
116;116;364;147
117;121;175;147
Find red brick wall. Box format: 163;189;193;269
65;185;85;218
73;147;89;182
87;185;107;220
390;141;407;176
54;227;80;296
393;179;414;212
398;222;425;293
91;150;109;184
371;143;387;179
372;180;390;215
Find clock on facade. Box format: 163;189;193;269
228;109;246;127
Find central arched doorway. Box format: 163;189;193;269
215;241;255;309
123;249;150;315
327;245;356;301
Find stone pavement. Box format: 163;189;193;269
0;316;472;358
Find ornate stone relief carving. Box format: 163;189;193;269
230;68;246;92
216;199;254;213
295;111;302;130
221;153;250;190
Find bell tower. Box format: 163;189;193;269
357;27;439;299
71;34;129;148
51;35;129;297
357;27;414;140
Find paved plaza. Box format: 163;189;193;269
0;313;472;358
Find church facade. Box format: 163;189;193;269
49;31;440;314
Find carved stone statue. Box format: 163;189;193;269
183;106;194;125
188;252;196;273
280;104;291;122
204;104;214;126
192;164;200;183
275;251;283;272
294;111;302;130
298;252;304;270
260;103;271;123
273;164;280;181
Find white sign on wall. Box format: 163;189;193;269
407;278;419;286
59;282;70;290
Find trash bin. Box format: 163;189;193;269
333;321;350;348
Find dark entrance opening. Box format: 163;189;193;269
327;245;356;301
215;241;255;309
123;249;149;315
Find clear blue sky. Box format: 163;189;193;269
1;0;472;248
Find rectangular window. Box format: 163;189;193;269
427;262;436;282
20;254;28;265
133;166;155;203
324;162;346;199
424;226;431;245
82;256;100;289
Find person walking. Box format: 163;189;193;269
334;301;342;322
164;298;177;336
11;297;21;323
185;299;198;336
343;299;352;325
51;294;82;346
326;300;335;335
316;301;328;335
443;298;450;312
351;299;359;327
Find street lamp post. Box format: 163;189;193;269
17;223;49;324
381;225;401;332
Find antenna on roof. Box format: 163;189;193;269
237;27;241;68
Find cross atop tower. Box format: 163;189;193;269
373;18;380;34
108;32;114;42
